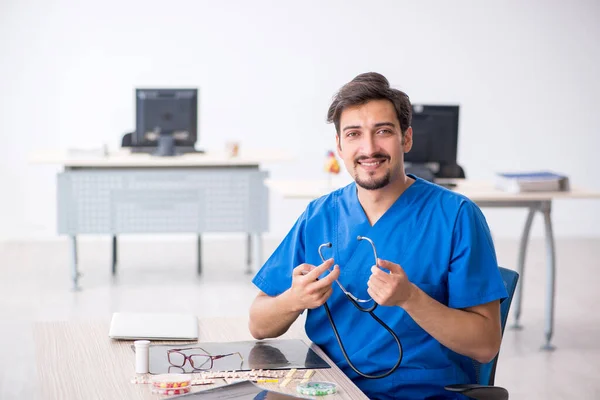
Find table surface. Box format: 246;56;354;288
266;178;600;202
33;317;368;400
29;148;291;167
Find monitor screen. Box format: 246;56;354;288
405;105;459;165
134;88;198;147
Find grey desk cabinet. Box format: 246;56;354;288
57;166;269;289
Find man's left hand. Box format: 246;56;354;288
367;259;416;308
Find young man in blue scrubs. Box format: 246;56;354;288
249;72;508;399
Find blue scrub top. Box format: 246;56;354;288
252;176;508;399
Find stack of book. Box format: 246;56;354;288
495;171;570;193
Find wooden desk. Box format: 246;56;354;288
33;318;367;400
266;178;600;350
30;148;289;290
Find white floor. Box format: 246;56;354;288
1;236;599;399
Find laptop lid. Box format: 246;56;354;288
109;312;199;341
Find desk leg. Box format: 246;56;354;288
541;201;557;351
511;208;535;330
250;234;262;275
70;235;81;291
246;234;252;274
197;235;202;275
112;235;118;275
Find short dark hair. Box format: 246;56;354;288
326;72;412;135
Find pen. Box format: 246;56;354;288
254;379;279;383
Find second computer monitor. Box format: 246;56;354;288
405;105;459;165
134;88;198;148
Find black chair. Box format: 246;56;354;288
444;267;519;400
437;163;466;179
406;163;466;182
121;132;133;147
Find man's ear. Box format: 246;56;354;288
402;127;413;153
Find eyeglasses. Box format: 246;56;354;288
319;235;379;312
167;347;244;371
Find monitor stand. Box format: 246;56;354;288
154;135;176;156
131;147;204;154
153;134;206;156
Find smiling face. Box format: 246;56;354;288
337;99;412;191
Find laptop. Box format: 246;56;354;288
109;312;199;341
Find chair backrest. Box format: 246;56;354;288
438;163;466;179
122;132;133;147
473;267;519;386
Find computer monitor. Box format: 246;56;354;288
133;88;199;156
405;104;459;163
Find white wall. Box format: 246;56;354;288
1;0;598;240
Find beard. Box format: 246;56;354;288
353;152;392;190
354;168;392;190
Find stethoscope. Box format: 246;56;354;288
317;236;403;379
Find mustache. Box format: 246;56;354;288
354;153;391;163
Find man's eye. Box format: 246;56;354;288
378;129;392;135
346;131;358;137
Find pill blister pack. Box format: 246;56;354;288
131;368;315;388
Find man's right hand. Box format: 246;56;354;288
288;258;340;311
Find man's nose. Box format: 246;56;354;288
361;133;378;155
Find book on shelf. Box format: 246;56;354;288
495;171;570;193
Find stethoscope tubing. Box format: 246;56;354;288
316;237;403;379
